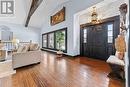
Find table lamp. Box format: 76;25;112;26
12;38;20;49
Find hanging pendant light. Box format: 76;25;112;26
91;7;101;24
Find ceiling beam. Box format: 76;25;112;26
25;0;43;27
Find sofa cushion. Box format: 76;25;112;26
22;45;30;52
17;46;24;53
115;51;124;60
107;55;125;66
29;44;39;51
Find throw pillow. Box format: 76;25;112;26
115;51;124;60
29;44;39;51
17;46;24;53
22;45;30;52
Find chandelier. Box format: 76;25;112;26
91;7;101;24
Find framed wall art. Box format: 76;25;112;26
50;7;65;26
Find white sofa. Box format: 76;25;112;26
12;51;41;69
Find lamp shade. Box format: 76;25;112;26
12;39;20;44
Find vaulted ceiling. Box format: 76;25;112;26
0;0;70;28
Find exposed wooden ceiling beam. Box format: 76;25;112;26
25;0;43;27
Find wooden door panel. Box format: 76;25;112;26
80;16;120;60
81;23;113;60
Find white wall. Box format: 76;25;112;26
79;0;125;25
125;31;129;87
73;0;125;57
73;0;126;57
0;22;40;43
124;0;129;87
0;0;71;28
41;0;126;56
0;31;1;40
79;1;129;87
41;0;103;56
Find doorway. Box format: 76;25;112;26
80;16;120;60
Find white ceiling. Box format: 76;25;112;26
0;0;70;28
30;0;70;28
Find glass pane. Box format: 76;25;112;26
84;29;87;34
48;33;54;48
108;30;113;36
84;29;87;38
108;36;113;43
84;29;87;43
84;33;87;38
56;30;66;50
107;24;113;43
108;24;113;31
43;35;47;47
84;38;87;43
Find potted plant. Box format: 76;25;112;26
56;31;64;57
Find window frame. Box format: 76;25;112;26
107;23;114;44
48;32;55;49
42;27;67;53
42;34;48;48
83;28;87;43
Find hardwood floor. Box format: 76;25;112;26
0;51;123;87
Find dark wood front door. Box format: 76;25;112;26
88;24;107;59
80;16;120;60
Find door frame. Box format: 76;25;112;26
128;3;130;86
80;15;120;57
128;23;130;87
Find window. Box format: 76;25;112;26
42;34;47;47
108;24;113;43
83;29;87;43
48;33;54;48
56;30;66;50
42;28;67;52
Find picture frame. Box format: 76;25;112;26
50;7;65;26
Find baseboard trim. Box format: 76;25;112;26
41;49;80;58
41;49;56;54
64;54;80;58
